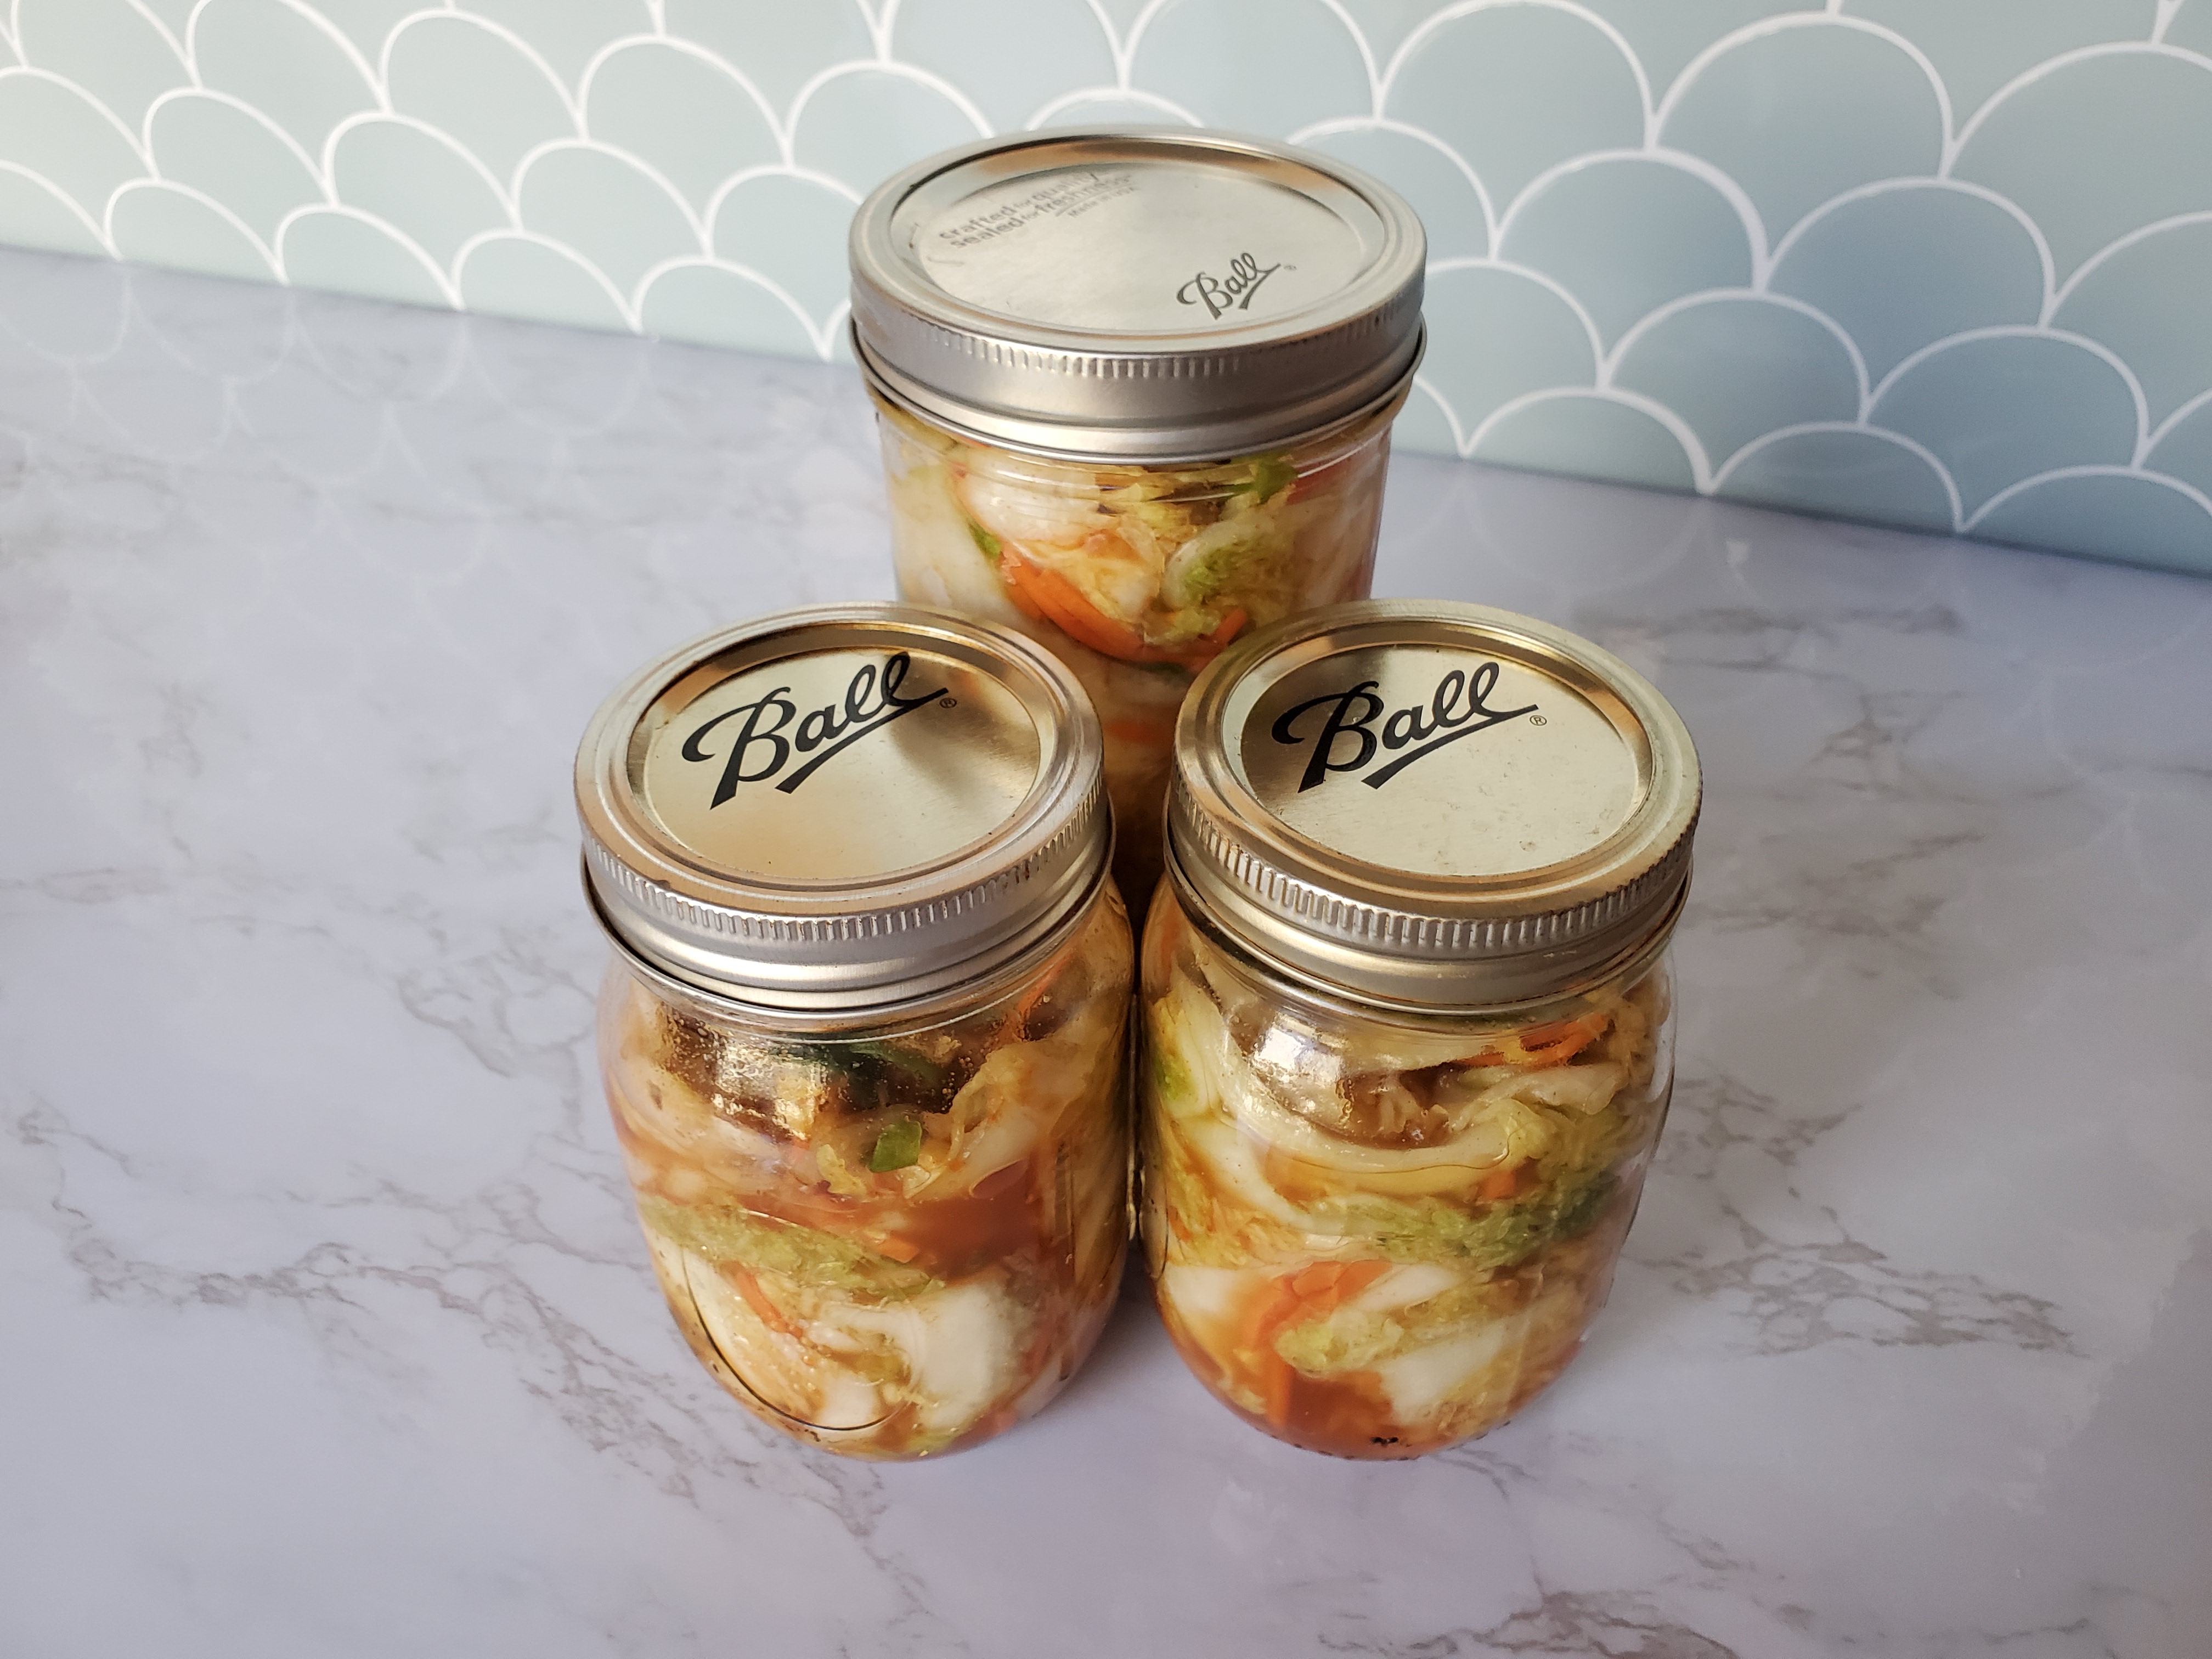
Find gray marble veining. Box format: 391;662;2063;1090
2;247;2208;1659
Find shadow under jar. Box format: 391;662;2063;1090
1140;602;1701;1459
577;605;1132;1460
850;129;1426;907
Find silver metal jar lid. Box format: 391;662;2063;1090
849;127;1426;462
576;604;1109;1013
1167;601;1701;1010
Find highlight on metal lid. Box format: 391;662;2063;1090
576;603;1109;1012
849;127;1426;461
1166;600;1701;1009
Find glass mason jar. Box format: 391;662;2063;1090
850;129;1427;906
576;605;1132;1459
1139;601;1701;1459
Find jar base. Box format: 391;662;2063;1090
1156;1294;1582;1460
659;1245;1126;1462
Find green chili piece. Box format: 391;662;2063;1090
868;1117;924;1172
1241;454;1296;504
848;1040;946;1087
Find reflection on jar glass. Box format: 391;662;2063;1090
851;129;1426;906
576;604;1132;1459
1138;600;1701;1458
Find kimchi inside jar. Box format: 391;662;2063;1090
575;603;1131;1459
1141;600;1701;1458
1142;885;1671;1458
604;878;1129;1459
876;396;1396;901
851;128;1426;904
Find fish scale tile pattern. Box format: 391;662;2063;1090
2;0;2210;576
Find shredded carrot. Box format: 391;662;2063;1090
1511;1014;1607;1066
1460;1011;1610;1069
1260;1352;1296;1425
1477;1161;1524;1202
775;1191;865;1227
1288;1262;1331;1299
1240;1259;1392;1422
1318;1262;1385;1317
1000;548;1158;661
1242;1277;1306;1351
1206;608;1249;651
1242;1277;1306;1427
725;1267;798;1337
872;1234;921;1263
998;546;1250;667
1324;1260;1390;1307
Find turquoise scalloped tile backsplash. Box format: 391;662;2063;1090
3;1;2210;575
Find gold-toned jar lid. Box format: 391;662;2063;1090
1167;601;1700;1009
849;128;1426;462
577;605;1108;1012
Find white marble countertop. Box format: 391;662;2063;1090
3;246;2209;1659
